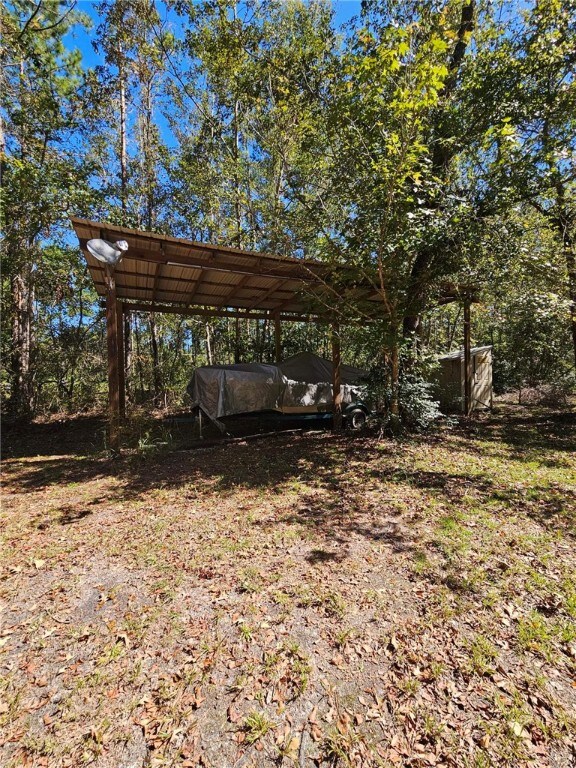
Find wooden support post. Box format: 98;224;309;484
234;317;241;364
124;308;131;405
274;313;282;362
331;322;343;431
463;297;472;417
105;266;121;452
117;301;126;418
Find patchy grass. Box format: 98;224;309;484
242;710;276;744
1;404;575;767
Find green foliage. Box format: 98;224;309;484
1;0;574;418
1;0;102;417
363;346;441;431
424;202;574;395
243;710;276;743
492;293;572;393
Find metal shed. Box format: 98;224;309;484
435;346;493;412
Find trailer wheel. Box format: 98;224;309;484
347;408;367;430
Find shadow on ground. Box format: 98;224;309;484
469;407;576;464
2;416;108;459
3;431;342;492
4;406;574;540
280;488;415;556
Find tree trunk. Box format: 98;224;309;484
555;186;576;369
389;339;401;433
402;1;475;337
144;79;154;230
564;240;576;370
139;71;155;231
149;312;163;407
255;320;261;362
233;96;242;247
9;267;34;420
234;317;241;363
7;60;36;420
205;322;213;365
124;311;132;402
119;54;128;221
448;306;462;349
134;315;145;402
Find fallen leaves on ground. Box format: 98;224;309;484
1;404;575;767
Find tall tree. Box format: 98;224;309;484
1;0;95;419
464;0;576;365
95;0;175;405
279;0;478;416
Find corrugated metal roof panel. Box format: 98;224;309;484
72;217;465;319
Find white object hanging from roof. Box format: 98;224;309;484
86;238;128;266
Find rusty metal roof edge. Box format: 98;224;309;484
70;216;328;270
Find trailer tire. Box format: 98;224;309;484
347;408;367;430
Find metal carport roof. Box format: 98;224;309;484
71;217;387;321
70;217;477;450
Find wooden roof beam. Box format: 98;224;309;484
90;264;200;290
93;281;202;300
80;237;317;282
246;278;289;311
185;272;204;305
93;281;308;314
151;262;162;304
120;301;327;323
70;215;326;269
270;288;327;314
90;265;297;300
212;273;254;308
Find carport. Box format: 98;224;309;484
71;217;476;450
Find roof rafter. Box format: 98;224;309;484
72;217;474;322
115;301;327;323
246;278;290;311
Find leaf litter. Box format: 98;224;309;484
0;405;575;767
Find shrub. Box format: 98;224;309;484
362;351;441;432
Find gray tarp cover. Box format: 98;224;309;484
187;352;367;420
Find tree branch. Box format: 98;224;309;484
17;0;43;41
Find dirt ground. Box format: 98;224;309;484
1;405;575;767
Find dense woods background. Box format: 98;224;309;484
1;0;575;420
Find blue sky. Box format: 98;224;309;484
66;1;363;70
63;1;363;152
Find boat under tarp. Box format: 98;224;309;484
187;352;367;421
